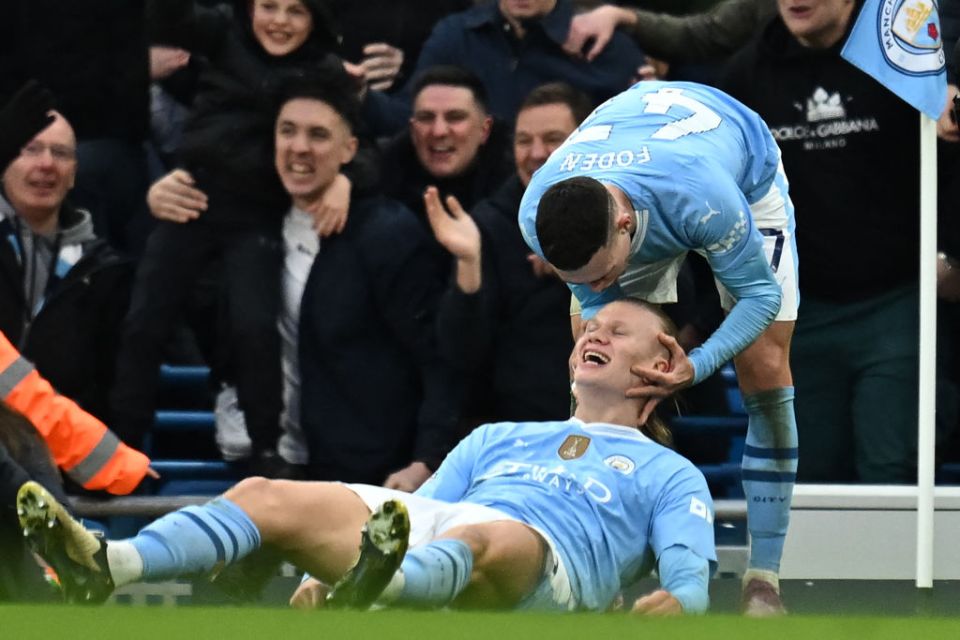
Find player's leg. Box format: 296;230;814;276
733;322;797;617
18;480;120;603
221;479;371;582
733;319;797;592
325;498;411;608
18;478;370;603
727;166;798;615
384;520;547;610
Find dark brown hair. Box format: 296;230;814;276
536;176;614;271
518;82;594;125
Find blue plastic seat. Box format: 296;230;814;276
144;365;241;498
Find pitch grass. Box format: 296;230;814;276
1;606;958;640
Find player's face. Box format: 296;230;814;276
777;0;855;49
572;301;668;391
410;85;493;179
2;112;76;225
274;98;357;207
514;103;577;187
499;0;557;20
251;0;313;57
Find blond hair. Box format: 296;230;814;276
615;299;678;448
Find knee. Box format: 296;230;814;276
224;476;278;513
440;525;488;560
736;344;792;392
439;522;544;608
743;342;789;374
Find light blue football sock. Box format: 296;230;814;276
741;386;797;573
395;539;474;607
128;497;261;580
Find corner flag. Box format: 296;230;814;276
841;0;947;119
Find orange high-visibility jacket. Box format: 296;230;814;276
0;331;150;495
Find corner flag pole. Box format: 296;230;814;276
840;0;946;590
916;112;938;588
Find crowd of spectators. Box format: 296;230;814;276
3;0;960;603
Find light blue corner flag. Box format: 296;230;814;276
841;0;947;119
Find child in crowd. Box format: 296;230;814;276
111;0;355;475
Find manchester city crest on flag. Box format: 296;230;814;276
842;0;947;118
558;435;591;460
885;0;945;74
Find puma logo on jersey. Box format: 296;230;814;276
699;202;721;224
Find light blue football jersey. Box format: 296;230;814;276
519;81;790;383
415;418;717;611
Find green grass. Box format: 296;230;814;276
2;606;959;640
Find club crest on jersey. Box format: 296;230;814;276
558;435;591;460
604;455;636;475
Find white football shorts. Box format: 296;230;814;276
343;483;576;610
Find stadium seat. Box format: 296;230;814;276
154;410;215;431
670;364;746;498
146;365;242;497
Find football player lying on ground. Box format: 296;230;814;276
18;299;716;614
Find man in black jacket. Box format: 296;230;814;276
0;80;145;603
279;76;461;490
142;72;461;490
379;65;515;226
426;82;591;429
0;109;133;422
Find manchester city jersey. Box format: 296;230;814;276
415;418;716;611
518;81;790;383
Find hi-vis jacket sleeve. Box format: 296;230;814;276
0;331;150;494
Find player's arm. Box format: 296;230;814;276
644;466;717;614
636;185;779;389
289;575;329;609
414;425;490;501
694;235;780;384
632;545;710;614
